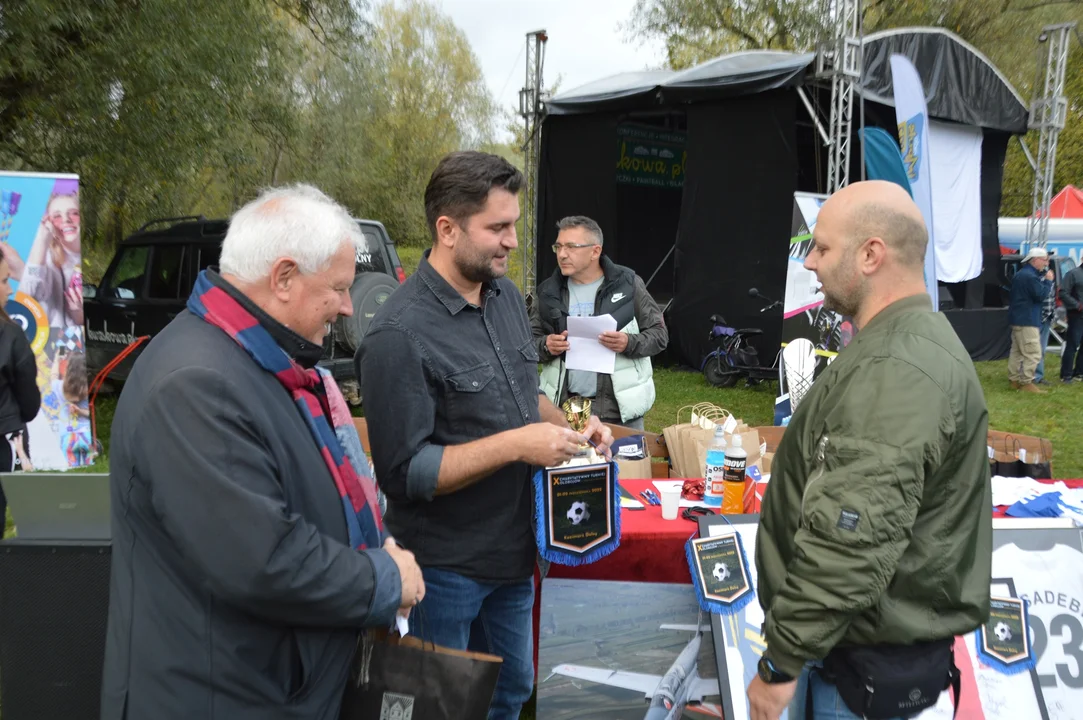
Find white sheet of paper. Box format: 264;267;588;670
396;613;409;637
565;314;618;374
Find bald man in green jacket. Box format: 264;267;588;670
749;181;992;720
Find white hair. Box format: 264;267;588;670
219;183;362;283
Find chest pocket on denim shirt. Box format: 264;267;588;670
444;362;510;436
517;339;541;398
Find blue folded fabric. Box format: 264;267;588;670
612;434;647;459
1006;492;1063;518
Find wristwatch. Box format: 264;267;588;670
757;656;794;684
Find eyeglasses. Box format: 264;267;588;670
552;242;598;253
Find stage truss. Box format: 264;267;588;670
815;0;863;194
519;29;548;309
1025;22;1077;249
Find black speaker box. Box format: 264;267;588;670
0;541;111;720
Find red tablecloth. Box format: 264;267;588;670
547;478;697;584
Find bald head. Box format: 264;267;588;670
823;180;928;270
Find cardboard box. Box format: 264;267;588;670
754;426;785;453
742;464;771;513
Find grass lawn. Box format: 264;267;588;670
645;356;1083;479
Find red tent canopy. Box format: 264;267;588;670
1047;185;1083;218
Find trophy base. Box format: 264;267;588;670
563;447;604;467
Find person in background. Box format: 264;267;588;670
1007;247;1054;394
1060;260;1083;383
101;184;423;720
749;181;990;720
0;255;40;523
531;215;668;431
358;152;613;720
1036;275;1055;384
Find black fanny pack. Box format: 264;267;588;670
813;638;960;720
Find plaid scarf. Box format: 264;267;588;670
186;270;384;551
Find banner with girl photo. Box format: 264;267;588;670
0;171;93;471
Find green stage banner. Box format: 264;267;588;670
615;124;686;190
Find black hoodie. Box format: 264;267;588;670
0;319;40;434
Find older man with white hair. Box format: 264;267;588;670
100;184;424;720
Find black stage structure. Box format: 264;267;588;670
536;28;1029;367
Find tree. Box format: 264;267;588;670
626;0;1083;218
1001;41;1083;216
626;0;824;69
627;0;1083;68
0;0;366;250
350;0;497;247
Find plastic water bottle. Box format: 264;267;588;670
722;433;748;514
703;427;727;507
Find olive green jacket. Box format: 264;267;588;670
756;294;992;676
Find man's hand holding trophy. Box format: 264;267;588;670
533;396;620;566
560;396;608;466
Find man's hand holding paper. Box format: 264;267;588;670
597;330;629;353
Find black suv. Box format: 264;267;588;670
83;215;405;402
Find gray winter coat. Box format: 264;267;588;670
100;307;402;720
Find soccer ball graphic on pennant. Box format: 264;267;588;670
993;622;1012;642
712;562;730;583
566;501;591;526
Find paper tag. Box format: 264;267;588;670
1019;448;1027;463
722;415;738;434
988;445;994;459
760;441;767;457
396;613;409;637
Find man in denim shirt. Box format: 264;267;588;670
357;151;613;719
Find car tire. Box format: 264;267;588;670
335;272;399;353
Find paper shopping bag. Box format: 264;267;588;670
678;424;714;478
662;423;689;477
989;435;1053;480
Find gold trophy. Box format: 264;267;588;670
561;396;601;465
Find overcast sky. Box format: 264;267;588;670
436;0;667;140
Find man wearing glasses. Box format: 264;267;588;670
531;216;668;430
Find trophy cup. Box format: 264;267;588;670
561;395;601;465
